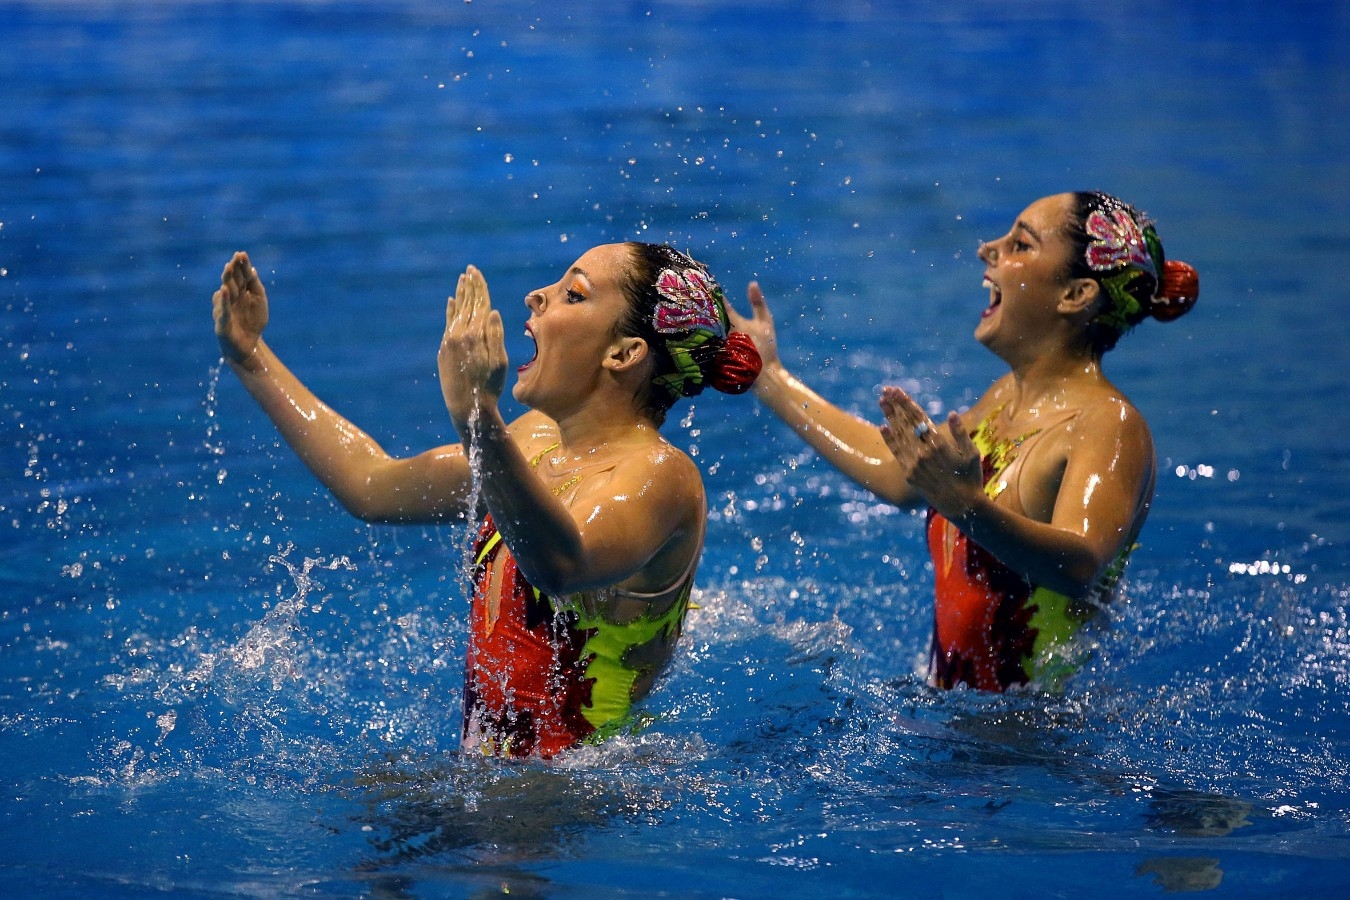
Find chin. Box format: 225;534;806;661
973;319;995;347
510;379;532;407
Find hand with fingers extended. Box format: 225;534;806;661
213;251;270;369
725;281;782;373
438;264;508;425
878;386;983;520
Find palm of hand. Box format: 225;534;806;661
214;252;269;363
728;282;781;369
439;265;507;422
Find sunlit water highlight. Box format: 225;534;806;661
3;1;1349;896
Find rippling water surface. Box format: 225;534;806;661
3;1;1349;896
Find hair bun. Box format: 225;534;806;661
708;331;762;394
1152;260;1199;322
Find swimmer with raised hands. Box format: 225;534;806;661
214;243;760;756
729;192;1198;691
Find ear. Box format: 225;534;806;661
1058;277;1100;316
602;335;649;372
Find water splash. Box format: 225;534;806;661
203;359;227;486
183;547;356;696
448;395;487;609
91;546;360;787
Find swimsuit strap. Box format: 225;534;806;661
974;403;1080;501
610;515;705;602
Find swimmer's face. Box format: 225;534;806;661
514;243;641;414
974;193;1082;359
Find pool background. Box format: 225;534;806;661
3;0;1349;896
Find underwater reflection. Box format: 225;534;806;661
345;753;633;893
364;868;553;900
1134;856;1224;893
1131;789;1255;893
1144;787;1254;837
880;687;1255;880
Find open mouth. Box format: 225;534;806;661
518;324;538;372
982;276;1002;318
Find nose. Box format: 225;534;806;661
525;289;546;313
978;239;998;265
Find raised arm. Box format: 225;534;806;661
726;282;923;507
879;387;1155;598
213;252;473;523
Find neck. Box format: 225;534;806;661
1003;346;1103;415
550;397;657;456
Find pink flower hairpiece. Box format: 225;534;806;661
653;268;725;336
1084;208;1155;275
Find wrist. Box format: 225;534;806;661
941;488;987;534
450;392;502;433
752;360;790;395
227;339;265;375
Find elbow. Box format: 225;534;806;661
1049;555;1109;601
522;564;584;599
338;498;382;523
1057;573;1098;602
527;576;567;598
332;474;426;524
334;491;393;524
516;551;594;598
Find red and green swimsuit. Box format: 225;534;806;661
926;411;1127;691
461;446;696;759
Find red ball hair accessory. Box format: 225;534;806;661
1151;260;1199;322
708;331;762;394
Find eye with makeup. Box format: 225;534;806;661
565;277;589;304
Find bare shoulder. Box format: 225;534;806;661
1076;388;1150;432
1070;388;1154;456
506;409;560;453
625;437;704;491
605;437;706;519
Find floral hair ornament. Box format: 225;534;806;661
1085;207;1164;336
650;266;735;402
653;268;727;338
1084;207;1158;277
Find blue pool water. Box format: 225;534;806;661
3;1;1349;896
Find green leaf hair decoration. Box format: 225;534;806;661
649;269;732;402
1094;269;1145;336
652;329;717;401
1142;224;1165;277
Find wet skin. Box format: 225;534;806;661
727;193;1156;601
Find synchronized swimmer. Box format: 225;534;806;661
729;191;1198;691
213;243;760;758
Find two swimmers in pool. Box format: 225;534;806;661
213;190;1197;757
